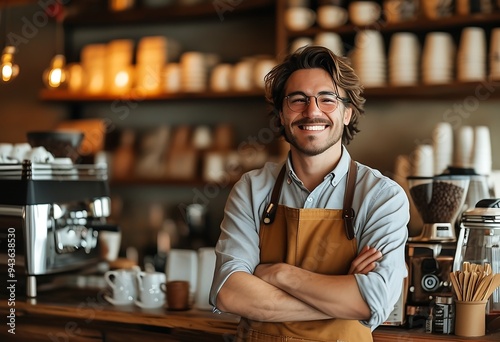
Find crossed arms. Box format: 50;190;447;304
215;245;381;322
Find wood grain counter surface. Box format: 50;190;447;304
1;287;499;341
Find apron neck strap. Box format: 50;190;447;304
343;159;357;240
263;159;358;239
262;165;286;225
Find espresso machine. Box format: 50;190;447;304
0;160;114;297
405;175;470;323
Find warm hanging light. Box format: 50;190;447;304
43;54;66;88
1;46;19;83
0;6;19;83
43;3;67;89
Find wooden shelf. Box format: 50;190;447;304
40;81;500;103
286;12;500;37
39;89;266;102
64;0;275;27
363;81;500;100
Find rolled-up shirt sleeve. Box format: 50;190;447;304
353;175;409;329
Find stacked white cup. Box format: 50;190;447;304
180;52;219;93
351;30;387;87
136;36;181;95
388;32;420;86
180;52;207;92
314;32;344;56
472;126;492;176
210;63;233;92
457;27;487;82
489;28;500;80
454;125;474;168
412;144;434;177
81;44;107;94
289;37;314;53
163;63;181;93
106;39;134;95
432;122;453;175
421;32;455;84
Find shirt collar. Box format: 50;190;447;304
285;146;352;186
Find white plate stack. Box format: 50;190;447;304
457;27;487;82
489;28;500;80
388;32;420;86
351;30;387;88
421;32;455;85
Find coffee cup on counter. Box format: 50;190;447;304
99;227;122;262
104;268;138;305
162;280;190;310
135;271;166;309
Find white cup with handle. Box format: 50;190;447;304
10;143;31;162
25;146;55;163
135;271;166;308
104;268;138;305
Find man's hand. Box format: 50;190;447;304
348;245;382;275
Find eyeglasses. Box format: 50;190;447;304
284;92;351;113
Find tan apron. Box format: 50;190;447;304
236;160;372;342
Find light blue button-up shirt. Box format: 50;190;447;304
210;146;409;329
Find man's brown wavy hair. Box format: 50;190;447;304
264;46;365;145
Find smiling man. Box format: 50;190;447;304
209;46;409;342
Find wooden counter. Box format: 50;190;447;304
1;288;499;341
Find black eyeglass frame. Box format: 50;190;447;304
284;92;352;114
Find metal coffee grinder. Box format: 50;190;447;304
405;175;470;320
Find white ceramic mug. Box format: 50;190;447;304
348;1;381;25
99;229;122;262
315;32;344;56
135;271;167;308
10;143;31;162
253;58;276;89
25;146;54;163
210;63;233;92
317;5;348;29
231;59;254;91
104;268;138;305
284;7;316;31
